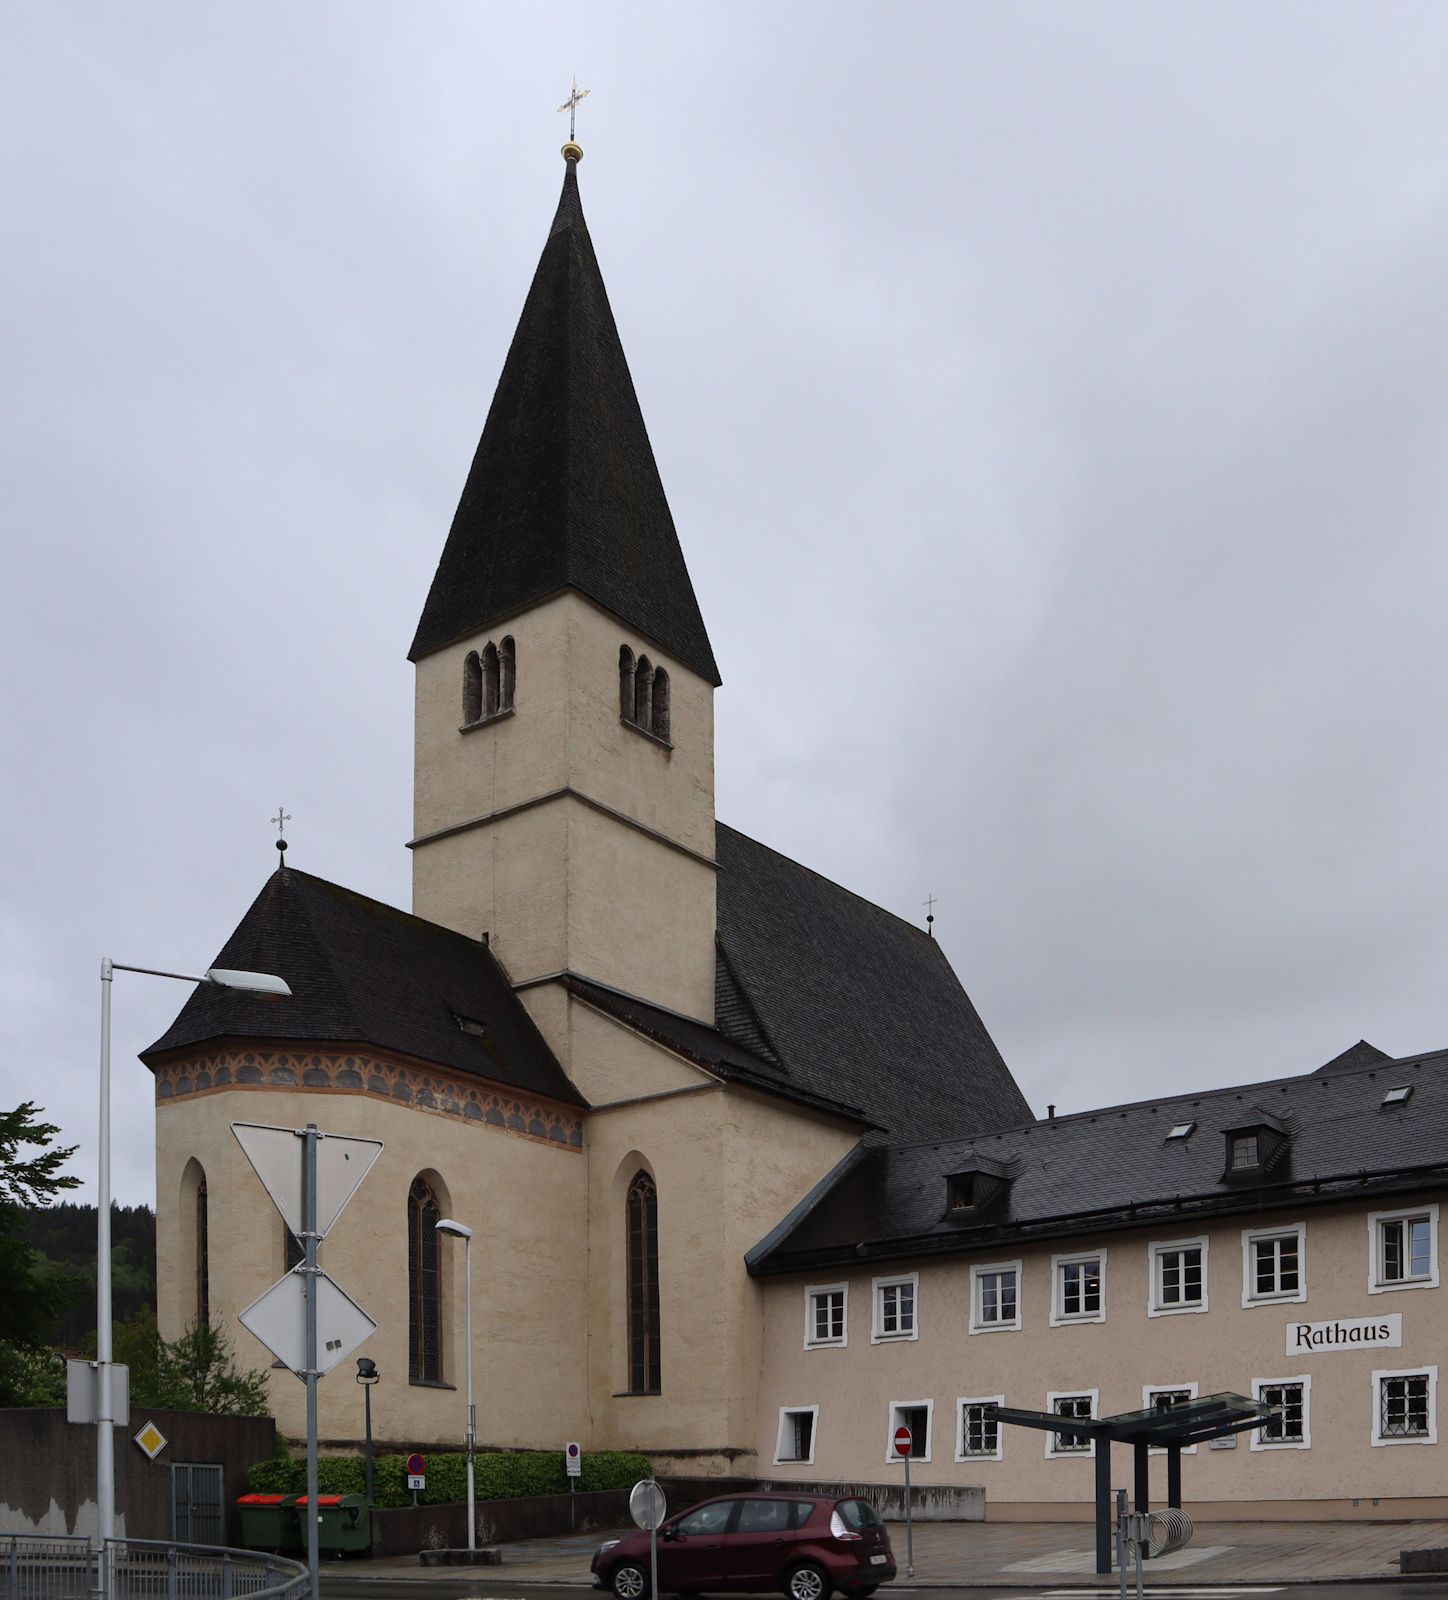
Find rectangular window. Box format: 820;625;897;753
1374;1368;1437;1445
969;1260;1022;1333
1369;1206;1439;1294
957;1397;1004;1461
1149;1236;1208;1315
775;1406;818;1465
1051;1250;1107;1324
1143;1383;1199;1453
872;1274;919;1342
804;1283;847;1348
1045;1391;1097;1457
1252;1377;1310;1450
1241;1223;1306;1305
886;1400;932;1462
1229;1133;1260;1169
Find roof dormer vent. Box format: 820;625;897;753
944;1156;1011;1220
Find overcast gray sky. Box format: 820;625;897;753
5;2;1448;1207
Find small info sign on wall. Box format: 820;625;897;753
1286;1312;1402;1355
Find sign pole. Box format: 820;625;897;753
302;1124;320;1600
648;1477;659;1600
904;1449;913;1579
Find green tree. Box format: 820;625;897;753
0;1103;81;1403
113;1311;270;1417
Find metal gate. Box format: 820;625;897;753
171;1463;224;1546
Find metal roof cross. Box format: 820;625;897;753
557;77;590;142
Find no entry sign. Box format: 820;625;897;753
893;1426;912;1457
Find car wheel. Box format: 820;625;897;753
612;1563;649;1600
786;1563;831;1600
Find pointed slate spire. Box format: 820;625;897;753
409;156;720;684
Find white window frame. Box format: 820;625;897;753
1250;1374;1311;1452
1147;1234;1210;1316
1372;1366;1438;1447
773;1404;819;1466
1241;1222;1307;1307
803;1282;848;1349
1368;1204;1440;1295
1143;1381;1200;1454
969;1259;1023;1334
955;1394;1005;1462
871;1272;920;1343
1044;1388;1098;1459
1050;1249;1108;1326
885;1398;934;1464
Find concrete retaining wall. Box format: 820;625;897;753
370;1488;633;1556
754;1479;985;1522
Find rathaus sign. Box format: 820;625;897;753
1288;1313;1403;1354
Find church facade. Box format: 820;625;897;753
145;151;1448;1520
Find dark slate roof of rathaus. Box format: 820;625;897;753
409;158;720;685
713;824;1033;1143
748;1046;1448;1275
141;869;584;1107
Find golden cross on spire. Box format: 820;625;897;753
557;77;590;143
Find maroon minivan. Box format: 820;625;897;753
591;1492;895;1600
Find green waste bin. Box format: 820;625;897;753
237;1493;301;1553
295;1494;371;1557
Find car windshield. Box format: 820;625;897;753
835;1500;883;1530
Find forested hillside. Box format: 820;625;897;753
20;1203;156;1347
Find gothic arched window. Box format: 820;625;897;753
196;1175;210;1326
482;642;500;719
626;1171;661;1393
463;651;483;724
499;636;516;712
408;1175;442;1382
634;656;654;734
619;646;636;722
650;667;670;743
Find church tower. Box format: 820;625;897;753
407;150;720;1050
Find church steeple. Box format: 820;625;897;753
409;154;720;685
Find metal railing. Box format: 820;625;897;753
0;1536;307;1600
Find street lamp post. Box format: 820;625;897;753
355;1358;380;1504
434;1219;474;1553
96;960;290;1551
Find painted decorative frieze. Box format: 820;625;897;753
153;1048;583;1150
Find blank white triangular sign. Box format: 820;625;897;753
231;1122;383;1240
238;1268;377;1378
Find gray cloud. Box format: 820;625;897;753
4;2;1448;1204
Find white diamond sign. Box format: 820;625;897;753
232;1122;382;1240
238;1267;378;1378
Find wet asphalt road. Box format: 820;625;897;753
318;1582;1448;1600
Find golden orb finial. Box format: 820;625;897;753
562;141;584;162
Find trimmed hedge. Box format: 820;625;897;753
247;1449;651;1509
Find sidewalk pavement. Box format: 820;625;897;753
335;1517;1448;1587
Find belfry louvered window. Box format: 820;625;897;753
408;1176;442;1382
626;1171;661;1393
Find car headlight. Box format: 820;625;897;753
597;1540;621;1557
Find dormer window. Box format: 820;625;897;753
947;1175;976;1211
1222;1108;1287;1178
1229;1133;1260;1170
944;1159;1010;1218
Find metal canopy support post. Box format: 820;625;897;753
302;1125;320;1600
1133;1439;1148;1513
1166;1444;1182;1511
1094;1435;1113;1575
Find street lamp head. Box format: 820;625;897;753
356;1357;380;1385
205;968;292;999
435;1218;472;1240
